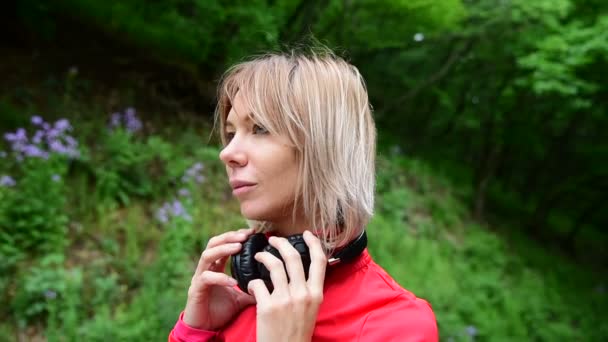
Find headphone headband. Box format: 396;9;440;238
328;230;367;266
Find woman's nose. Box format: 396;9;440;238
219;137;248;168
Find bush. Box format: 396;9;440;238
0;116;78;260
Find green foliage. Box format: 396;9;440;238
80;204;198;341
28;0;291;72
93;127;173;206
0;157;69;261
10;253;81;330
317;0;465;50
364;0;608;244
516;14;608;104
370;168;608;341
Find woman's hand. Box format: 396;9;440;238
182;228;256;331
248;230;327;342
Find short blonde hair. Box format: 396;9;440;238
215;49;376;252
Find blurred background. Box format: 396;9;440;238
0;0;607;341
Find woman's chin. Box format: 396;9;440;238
239;207;270;223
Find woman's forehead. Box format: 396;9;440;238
226;92;256;125
225;108;254;126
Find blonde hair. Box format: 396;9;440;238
215;48;376;253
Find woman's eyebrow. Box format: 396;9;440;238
225;113;254;127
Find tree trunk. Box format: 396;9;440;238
474;144;502;220
472;77;510;220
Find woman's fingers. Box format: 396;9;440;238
206;228;253;249
267;236;307;287
194;228;253;277
195;242;241;276
234;287;257;308
303;230;327;289
189;270;238;298
254;251;289;295
247;278;270;302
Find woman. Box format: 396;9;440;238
169;49;438;341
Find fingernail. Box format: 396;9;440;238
228;278;238;286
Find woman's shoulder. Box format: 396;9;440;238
324;250;437;340
318;250;438;341
359;256;438;341
357;291;438;341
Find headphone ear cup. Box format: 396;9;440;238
257;235;311;293
231;233;268;292
289;235;312;281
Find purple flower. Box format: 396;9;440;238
23;145;49;159
31;116;44;125
110;112;121;127
156;199;192;224
49;140;65;153
3;118;80;161
182;162;205;184
0;175;16;187
32;130;44;144
44;290;57;300
4;129;27;144
124;108;142;133
172;200;186;216
192;162;204;171
178;188;190;197
65;136;77;148
465;325;478;337
15;128;27;141
126;119;142;133
52;174;61;182
156;206;169;224
108;108;142;133
45;128;60;141
125;107;136;118
54;119;71;132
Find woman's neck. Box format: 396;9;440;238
267;212;312;236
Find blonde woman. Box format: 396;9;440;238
169;49;438;341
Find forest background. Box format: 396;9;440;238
0;0;607;341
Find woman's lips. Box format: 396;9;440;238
233;184;256;196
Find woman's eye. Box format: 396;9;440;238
225;132;235;142
253;124;269;135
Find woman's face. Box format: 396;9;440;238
219;92;303;234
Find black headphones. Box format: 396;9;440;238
230;230;367;293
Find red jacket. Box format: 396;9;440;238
169;249;438;341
